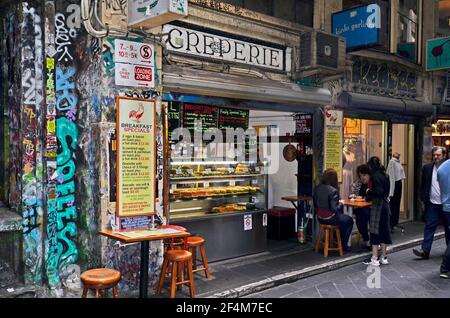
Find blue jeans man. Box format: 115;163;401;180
415;202;450;258
440;212;450;278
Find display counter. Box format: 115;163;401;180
169;160;268;262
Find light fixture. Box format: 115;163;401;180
445;139;450;146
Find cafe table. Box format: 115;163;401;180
340;199;373;247
99;228;190;298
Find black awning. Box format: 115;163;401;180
337;92;433;117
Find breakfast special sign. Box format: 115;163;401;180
116;97;156;217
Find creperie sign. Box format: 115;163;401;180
163;24;285;71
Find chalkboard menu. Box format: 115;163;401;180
168;102;181;143
182;103;219;133
219;108;249;131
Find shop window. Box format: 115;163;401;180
397;0;419;63
438;0;450;35
219;0;314;27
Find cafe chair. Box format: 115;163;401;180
157;250;196;298
315;224;344;257
81;268;121;298
187;236;211;279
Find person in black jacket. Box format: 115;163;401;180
363;157;392;267
413;146;449;259
313;168;354;252
351;164;372;250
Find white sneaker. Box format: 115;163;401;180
380;256;389;265
363;256;380;266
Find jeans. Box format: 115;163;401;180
355;207;370;242
422;202;449;253
319;213;354;250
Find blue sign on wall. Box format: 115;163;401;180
332;4;383;51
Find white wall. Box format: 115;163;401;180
249;110;297;209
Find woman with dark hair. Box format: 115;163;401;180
363;157;392;266
313;168;354;251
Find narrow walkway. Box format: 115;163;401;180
246;238;450;298
156;222;445;298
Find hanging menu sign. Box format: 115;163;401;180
324;108;343;183
295;114;312;135
116;97;156;217
168;102;181;143
219;108;249;130
182;103;219;133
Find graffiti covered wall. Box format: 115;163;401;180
100;31;165;293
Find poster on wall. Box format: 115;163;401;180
423;127;434;165
116;97;156;217
324;109;343;182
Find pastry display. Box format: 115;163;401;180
171;186;260;200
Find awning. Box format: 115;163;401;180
162;65;331;110
337;92;434;117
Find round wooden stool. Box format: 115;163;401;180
81;268;121;298
157;250;196;298
315;224;344;257
187;236;211;279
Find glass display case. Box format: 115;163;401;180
169;160;268;221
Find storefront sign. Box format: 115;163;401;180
324;109;343;182
163;24;285;71
433;120;450;136
332;4;383;50
427;37;450;71
116;97;156;217
114;39;154;66
244;214;252;231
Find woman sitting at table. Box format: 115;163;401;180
363;156;392;267
313;168;354;252
351;164;372;250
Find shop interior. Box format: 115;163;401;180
167;103;313;261
342;118;415;224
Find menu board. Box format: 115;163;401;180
168;102;181;143
324;109;343;183
182;103;219;133
116;97;156;217
219;108;249;130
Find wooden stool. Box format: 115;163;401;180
81;268;121;298
157;250;196;298
187;236;211;279
315;224;344;257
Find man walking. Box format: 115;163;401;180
387;152;406;232
438;155;450;278
413;146;449;259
